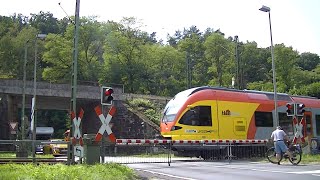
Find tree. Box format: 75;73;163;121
140;44;185;96
102;17;148;93
297;52;320;71
204;33;234;87
29;11;60;34
240;42;269;88
177;26;207;88
0;21;38;79
42;16;105;83
274;44;299;92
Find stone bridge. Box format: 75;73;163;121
0;79;170;141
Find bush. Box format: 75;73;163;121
128;98;163;125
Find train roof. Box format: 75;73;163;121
189;86;318;102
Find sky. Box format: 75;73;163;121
1;0;319;55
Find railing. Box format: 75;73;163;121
0;140;70;164
0;139;268;165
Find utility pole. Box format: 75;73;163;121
186;48;192;89
234;36;240;90
69;0;80;164
21;40;29;140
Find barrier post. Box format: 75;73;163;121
168;142;172;166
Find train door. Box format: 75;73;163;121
177;102;218;140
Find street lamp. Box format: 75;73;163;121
259;5;278;126
31;34;47;142
21;40;30;140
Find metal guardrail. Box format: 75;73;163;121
99;139;268;165
1;139;268;165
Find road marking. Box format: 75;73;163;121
139;169;197;180
211;164;320;177
292;170;320;174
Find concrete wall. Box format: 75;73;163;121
0;79;169;140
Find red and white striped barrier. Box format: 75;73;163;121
115;139;268;144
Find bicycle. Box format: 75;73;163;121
266;141;302;165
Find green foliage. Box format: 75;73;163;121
144;109;161;125
301;154;320;164
128;98;155;109
0;163;137;180
1;13;320;98
247;81;273;92
128;98;163;125
297;52;320;71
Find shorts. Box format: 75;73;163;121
274;141;288;154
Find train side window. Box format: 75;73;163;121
254;111;273;127
278;113;294;135
179;106;212;126
305;114;312;136
316;115;320;136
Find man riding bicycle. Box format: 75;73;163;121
271;126;293;165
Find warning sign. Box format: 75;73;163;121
9;122;18;135
9;122;18;130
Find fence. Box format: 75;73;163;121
99;139;269;165
0;139;268;165
0;140;70;164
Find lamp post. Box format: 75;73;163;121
259;5;278;126
21;40;29;140
31;34;47;142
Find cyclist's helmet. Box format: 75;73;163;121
276;126;283;130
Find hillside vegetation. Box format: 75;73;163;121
127;98;165;126
1;13;319;98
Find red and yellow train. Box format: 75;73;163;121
160;86;320;157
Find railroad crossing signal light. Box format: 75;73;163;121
296;103;305;116
286;103;294;116
101;87;114;105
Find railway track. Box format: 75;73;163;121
0;157;68;164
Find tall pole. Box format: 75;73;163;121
259;5;278;126
234;36;240;90
268;11;278;126
21;41;28;140
186;48;191;89
32;38;38;143
69;0;80;164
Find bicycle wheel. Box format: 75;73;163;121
289;148;302;165
266;147;282;164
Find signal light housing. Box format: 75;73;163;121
286;103;294;116
296;103;305;116
101;86;114;105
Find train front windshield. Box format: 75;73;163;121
162;88;197;123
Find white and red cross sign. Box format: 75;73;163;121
71;108;84;146
293;116;306;144
94;106;116;142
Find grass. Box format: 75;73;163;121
0;163;138;180
300;153;320;164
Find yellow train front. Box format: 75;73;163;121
160;86;320;158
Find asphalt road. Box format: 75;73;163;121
128;161;320;180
